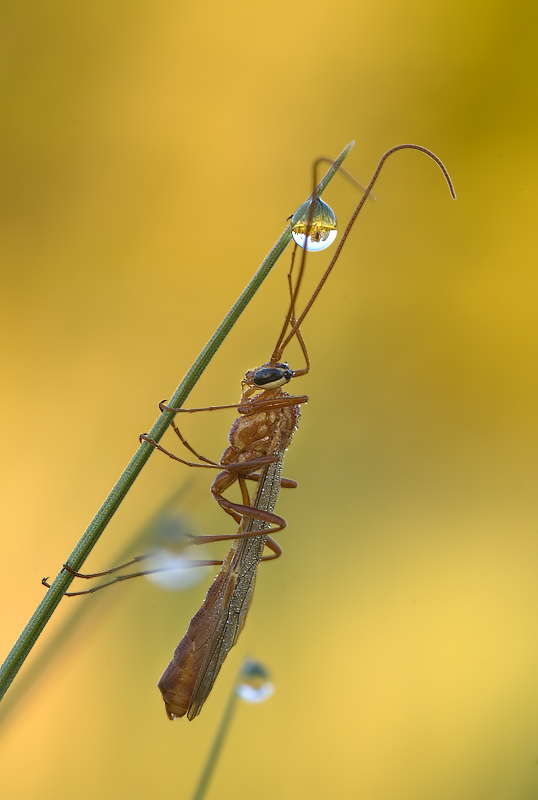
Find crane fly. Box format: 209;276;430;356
50;144;456;721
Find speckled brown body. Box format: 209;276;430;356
212;387;301;501
227;389;300;463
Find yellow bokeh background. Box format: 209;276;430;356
2;2;538;798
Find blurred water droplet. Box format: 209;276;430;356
235;659;274;703
144;511;211;591
145;548;210;590
291;197;337;251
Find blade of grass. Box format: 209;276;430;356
0;141;354;703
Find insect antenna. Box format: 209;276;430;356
270;160;331;367
270;154;372;368
272;143;456;369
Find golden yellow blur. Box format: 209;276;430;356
2;2;538;798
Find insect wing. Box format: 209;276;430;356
187;456;285;719
186;528;268;719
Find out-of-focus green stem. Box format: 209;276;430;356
191;680;240;800
0;141;354;704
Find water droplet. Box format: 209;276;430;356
291;197;337;251
144;512;211;591
235;659;274;704
145;547;210;591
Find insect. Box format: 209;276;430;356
51;144;456;721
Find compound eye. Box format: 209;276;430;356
252;367;291;389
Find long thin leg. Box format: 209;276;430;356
247;472;297;488
160;400;252;414
238;474;252;508
159;394;308;416
139;434;224;469
141;435;281;475
282;249;310;375
260;536;282;561
169;420;219;466
237;395;308;414
42;558;226;597
61;553;156;579
287;263;310;374
206;495;287;540
214;472;254;526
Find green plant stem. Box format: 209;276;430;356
191;682;240;800
0;141;354;703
